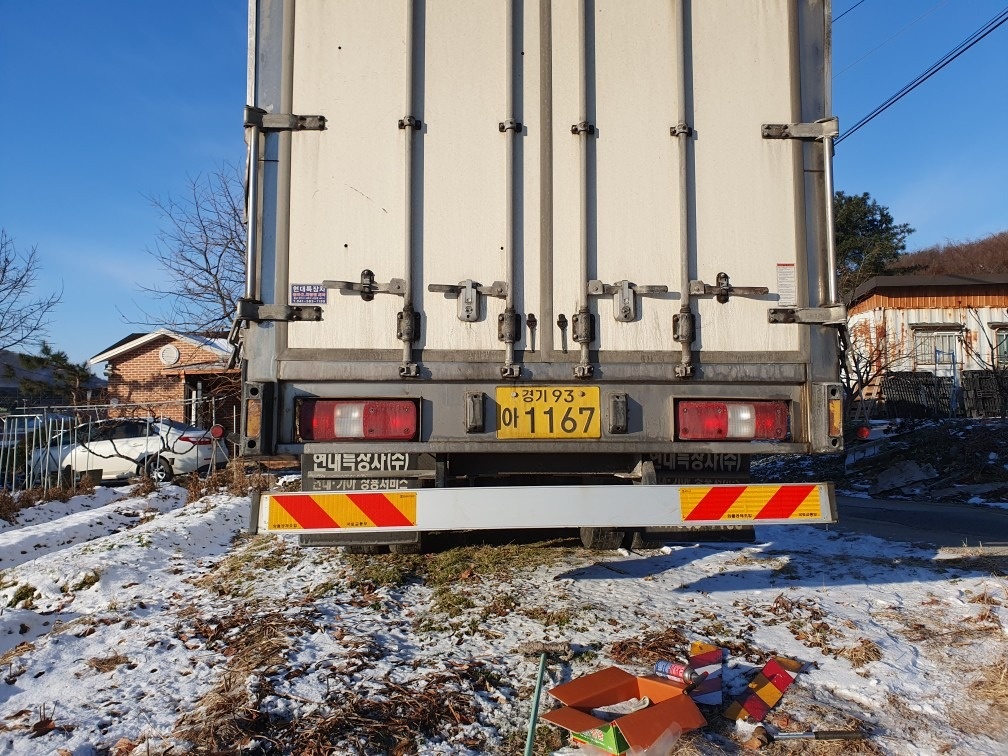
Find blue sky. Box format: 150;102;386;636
1;1;1006;366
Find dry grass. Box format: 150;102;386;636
608;626;690;666
836;638;883;668
950;655;1008;740
172;601;497;754
0;473;100;524
86;653;132;673
191;535;295;594
173;609;294;749
0;641;34;667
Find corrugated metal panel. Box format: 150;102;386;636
848;289;1008;315
848;305;1006;373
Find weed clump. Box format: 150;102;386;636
7;583;37;608
0;489;16;523
129;475;158;497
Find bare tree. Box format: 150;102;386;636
0;230;62;351
843;314;916;421
133;163;245;334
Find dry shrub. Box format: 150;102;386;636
0;489;16;523
129;475;157;498
182;460;271;503
76;472;96;494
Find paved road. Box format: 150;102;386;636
835;495;1008;554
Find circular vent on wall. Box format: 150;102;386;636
159;344;180;366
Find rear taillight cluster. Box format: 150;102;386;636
298;400;418;441
677;401;788;441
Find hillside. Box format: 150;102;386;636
893;230;1008;275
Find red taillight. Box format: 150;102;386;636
677;401;788;440
299;400;418;441
180;435;212;446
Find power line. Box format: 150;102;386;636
836;6;1008;145
834;0;951;78
834;0;869;23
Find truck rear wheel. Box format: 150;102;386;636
579;527;627;551
341;544;389;554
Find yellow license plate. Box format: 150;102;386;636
496;386;601;439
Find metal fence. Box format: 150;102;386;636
0;398;237;494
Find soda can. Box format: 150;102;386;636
654;660;704;685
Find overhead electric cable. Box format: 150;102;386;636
834;0;951;78
836;6;1008;145
834;0;869;23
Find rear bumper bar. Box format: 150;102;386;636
251;482;837;534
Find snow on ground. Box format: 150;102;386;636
0;483;1006;755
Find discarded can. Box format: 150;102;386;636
654;660;704;685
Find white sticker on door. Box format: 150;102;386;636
290;284;328;305
776;264;796;307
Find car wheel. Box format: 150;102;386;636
145;458;174;484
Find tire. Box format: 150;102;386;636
389;537;422;555
627;529;666;550
145;457;174;484
342;544;389;555
579;527;627;551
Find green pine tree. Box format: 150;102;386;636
18;342;94;405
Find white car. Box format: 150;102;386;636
34;418;228;484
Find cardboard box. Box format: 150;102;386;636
540;667;707;754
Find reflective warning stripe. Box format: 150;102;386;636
680;485;819;522
724;656;802;722
267;492;417;531
688;642;724;706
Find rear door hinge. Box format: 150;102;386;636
768;304;847;326
245;106;327;132
236;298;323;323
761;117;839;141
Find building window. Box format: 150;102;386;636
997;330;1008;369
913;330;958;370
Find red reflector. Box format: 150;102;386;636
299;400;417;441
677;401;788;441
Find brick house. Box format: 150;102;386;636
88;329;240;433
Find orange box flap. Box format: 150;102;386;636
540;705;607;733
547;666;640;709
615;696;707;749
542;667;707;753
